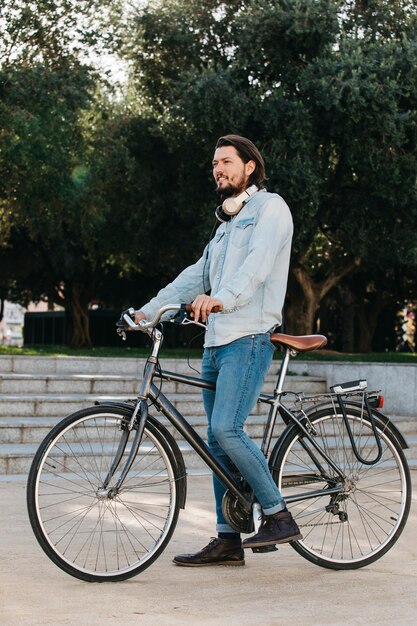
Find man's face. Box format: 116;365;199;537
212;145;255;197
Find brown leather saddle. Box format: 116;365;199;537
270;333;327;352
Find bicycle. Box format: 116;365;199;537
27;304;411;582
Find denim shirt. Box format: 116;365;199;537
140;189;293;347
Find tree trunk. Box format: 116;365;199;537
340;286;356;352
355;305;373;352
355;293;386;353
285;272;319;335
285;258;361;337
65;283;92;349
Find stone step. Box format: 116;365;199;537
2;438;274;474
0;441;216;474
3;433;417;475
0;414;286;445
1;353;416;474
0;372;325;395
0;361;325;475
0;356;152;375
0;373;154;395
2;356;416;418
1;413;416;446
0;393;275;418
0;378;327;419
0;355;288;375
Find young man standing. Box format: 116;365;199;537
134;135;301;566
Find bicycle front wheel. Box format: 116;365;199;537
271;407;411;569
27;406;181;582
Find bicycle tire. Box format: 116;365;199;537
270;406;411;570
27;406;181;582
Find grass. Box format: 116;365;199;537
0;344;417;363
292;350;417;363
0;344;203;359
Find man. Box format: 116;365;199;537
135;134;301;567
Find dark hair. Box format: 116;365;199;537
215;134;266;188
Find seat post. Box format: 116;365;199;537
260;348;294;457
274;348;293;395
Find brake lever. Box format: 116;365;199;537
116;307;137;340
117;328;127;341
181;318;207;329
170;304;189;325
170;303;206;329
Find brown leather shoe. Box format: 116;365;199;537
173;537;245;567
242;510;302;549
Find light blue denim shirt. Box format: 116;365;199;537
140;189;293;347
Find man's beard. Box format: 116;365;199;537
215;184;235;199
215;176;246;199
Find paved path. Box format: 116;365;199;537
1;473;416;626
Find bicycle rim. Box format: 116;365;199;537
27;408;180;581
273;409;411;569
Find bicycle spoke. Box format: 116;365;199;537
29;410;179;580
276;409;410;568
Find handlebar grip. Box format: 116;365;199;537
117;303;221;337
184;303;221;314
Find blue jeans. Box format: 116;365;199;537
201;333;286;533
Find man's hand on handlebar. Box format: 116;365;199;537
134;310;146;324
116;301;223;338
190;295;223;323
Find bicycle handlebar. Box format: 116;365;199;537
121;305;182;331
117;303;222;337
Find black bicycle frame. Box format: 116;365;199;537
152;369;346;507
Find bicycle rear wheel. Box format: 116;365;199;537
270;407;411;569
27;406;181;582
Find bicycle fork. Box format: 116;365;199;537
99;399;148;496
100;352;161;495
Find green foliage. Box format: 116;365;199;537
120;0;243;111
119;0;417;345
301;35;417;265
0;0;123;346
122;0;417;264
1;0;417;350
0;0;117;67
235;0;340;85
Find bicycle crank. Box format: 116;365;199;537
222;490;254;533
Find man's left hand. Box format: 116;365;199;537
191;295;223;323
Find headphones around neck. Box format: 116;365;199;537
215;185;258;223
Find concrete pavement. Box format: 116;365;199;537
1;472;416;626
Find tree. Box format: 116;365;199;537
1;1;227;346
0;0;117;68
0;61;105;346
0;0;123;347
288;15;417;336
118;0;417;344
2;0;417;350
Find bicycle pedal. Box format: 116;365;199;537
251;545;278;553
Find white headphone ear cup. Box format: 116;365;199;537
222;196;242;216
217;185;258;220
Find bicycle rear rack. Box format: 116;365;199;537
331;381;383;465
290;380;384;466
